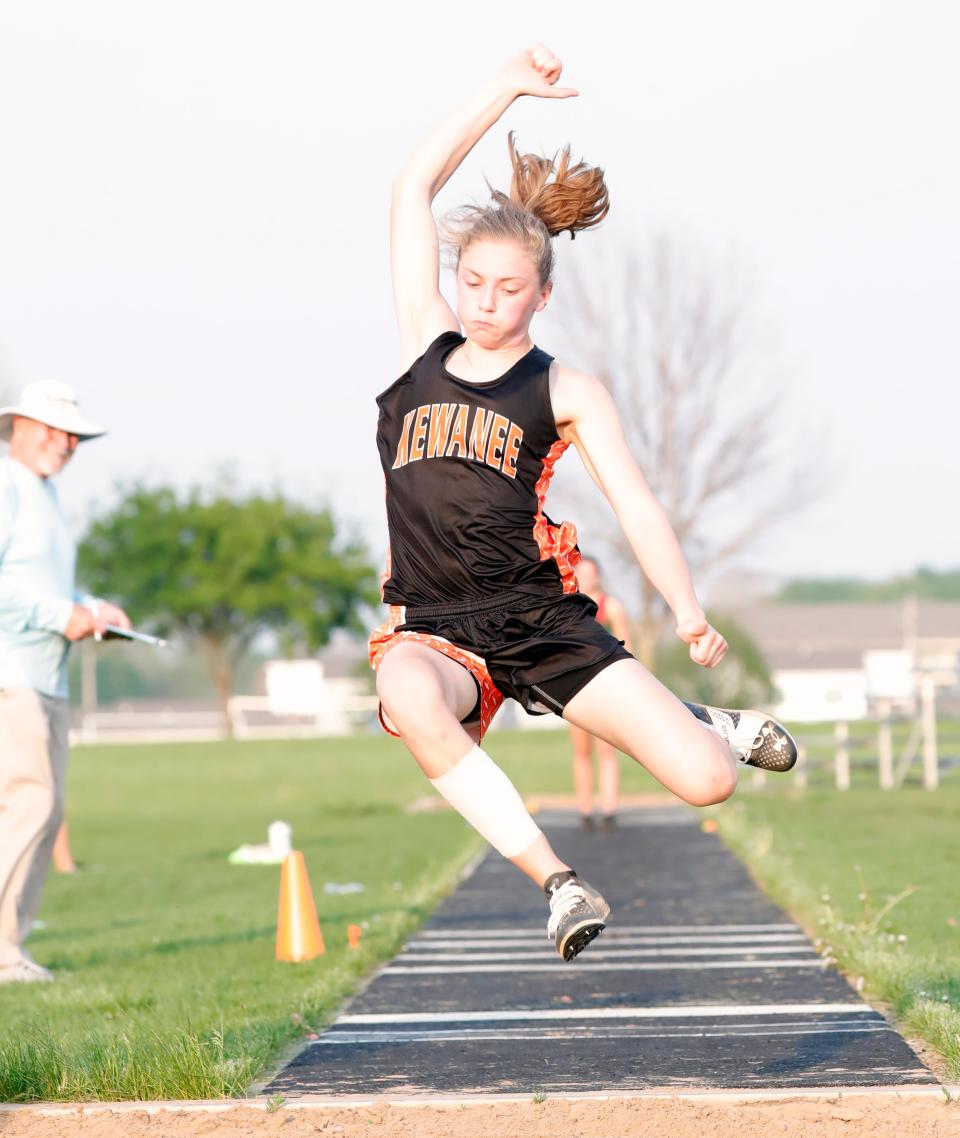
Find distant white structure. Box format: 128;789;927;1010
774;668;868;723
264;660;329;716
229;633;377;737
863;649;915;704
730;599;960;723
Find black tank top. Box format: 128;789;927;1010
376;331;579;607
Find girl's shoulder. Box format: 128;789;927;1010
417;330;465;370
376;331;465;406
549;363;608;424
405;329;465;382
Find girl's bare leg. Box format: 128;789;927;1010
510;832;575;886
377;642;479;778
52;821;77;874
563;659;738;807
569;723;595;817
377;643;572;886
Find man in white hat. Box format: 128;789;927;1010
0;380;130;983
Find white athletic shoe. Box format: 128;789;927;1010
545;874;610;962
0;956;54;984
686;701;798;772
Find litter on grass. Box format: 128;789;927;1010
228;820;293;865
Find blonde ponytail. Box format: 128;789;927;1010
443;134;610;284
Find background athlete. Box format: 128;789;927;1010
567;556;632;833
370;43;797;961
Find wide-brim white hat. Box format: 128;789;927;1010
0;380;106;442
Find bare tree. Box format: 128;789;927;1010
545;234;822;666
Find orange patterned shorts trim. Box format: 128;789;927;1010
367;605;505;741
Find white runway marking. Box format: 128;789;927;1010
417;923;801;939
407;932;810;949
399;945;818;962
384;958;828;975
320;1024;893;1046
337;1002;872;1026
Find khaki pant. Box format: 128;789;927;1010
0;688;69;967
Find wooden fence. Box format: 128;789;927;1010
749;692;957;791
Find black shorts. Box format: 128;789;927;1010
397;587;633;723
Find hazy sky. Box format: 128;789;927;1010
1;1;957;597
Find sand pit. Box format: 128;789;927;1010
3;1091;960;1138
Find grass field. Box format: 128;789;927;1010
0;728;664;1102
1;723;957;1101
0;734;481;1101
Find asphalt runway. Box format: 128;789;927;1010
268;806;936;1097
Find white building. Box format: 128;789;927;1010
729;599;960;723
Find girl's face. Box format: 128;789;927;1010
577;558;600;595
456;239;551;349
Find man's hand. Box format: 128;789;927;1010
63;601;132;641
96;601;132;631
676;617;728;669
63;604;106;642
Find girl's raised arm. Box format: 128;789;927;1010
553;369;729;670
390;45;577;371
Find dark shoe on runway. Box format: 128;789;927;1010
600;814;617;834
579;814;595;833
545;871;610;962
685;701;798;772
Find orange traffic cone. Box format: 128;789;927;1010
275;851;326;962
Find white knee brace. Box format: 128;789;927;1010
429;745;542;859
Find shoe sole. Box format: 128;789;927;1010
558;918;605;962
739;714;799;773
690;702;798;773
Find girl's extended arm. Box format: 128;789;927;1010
391;45;577;370
554;368;727;668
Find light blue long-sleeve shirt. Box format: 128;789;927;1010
0;455;78;698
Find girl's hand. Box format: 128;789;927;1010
676;618;728;669
497;44;579;100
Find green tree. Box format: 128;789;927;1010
777;566;960;602
77;484;379;734
655;612;776;710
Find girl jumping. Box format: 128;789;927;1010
370;44;796;962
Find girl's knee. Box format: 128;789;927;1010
634;728;737;807
679;756;738;807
